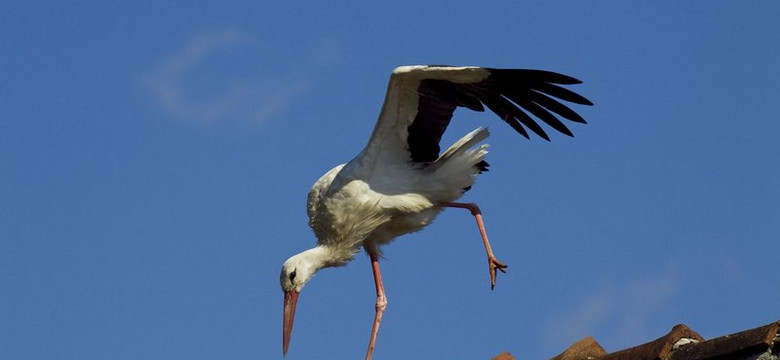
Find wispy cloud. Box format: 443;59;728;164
543;269;680;350
310;37;343;65
142;29;310;126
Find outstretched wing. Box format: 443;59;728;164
358;65;593;166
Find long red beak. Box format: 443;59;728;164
283;290;299;356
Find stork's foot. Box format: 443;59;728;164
488;256;507;290
440;202;508;290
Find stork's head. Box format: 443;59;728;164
280;252;317;293
280;249;322;357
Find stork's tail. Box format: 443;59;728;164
432;127;490;196
434;127;489;167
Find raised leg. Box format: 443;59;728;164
440;202;507;289
365;252;387;360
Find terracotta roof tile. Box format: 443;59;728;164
491;351;516;360
598;324;704;360
491;320;779;360
667;321;779;360
549;336;607;360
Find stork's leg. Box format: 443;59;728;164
365;252;387;360
440;202;507;289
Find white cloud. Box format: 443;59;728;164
543;270;680;350
142;29;309;126
311;37;343;65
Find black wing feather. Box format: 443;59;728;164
406;67;592;163
491;69;584;86
534;82;594;106
453;84;486;112
478;89;551;141
510;96;574;137
528;90;588;124
407;79;459;163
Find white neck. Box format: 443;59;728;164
298;245;356;270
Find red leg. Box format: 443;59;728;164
440;202;507;289
365;253;387;360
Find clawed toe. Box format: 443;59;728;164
488;257;507;289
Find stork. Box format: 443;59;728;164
280;65;592;359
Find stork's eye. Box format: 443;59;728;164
289;270;297;281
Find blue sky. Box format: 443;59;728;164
2;2;779;360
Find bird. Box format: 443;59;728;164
280;65;592;359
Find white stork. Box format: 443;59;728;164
280;65;592;359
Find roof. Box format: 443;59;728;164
492;320;779;360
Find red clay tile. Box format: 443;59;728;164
493;319;780;360
491;351;517;360
549;336;607;360
599;324;703;360
667;321;779;360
